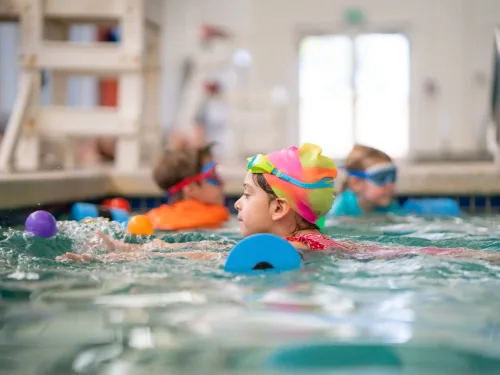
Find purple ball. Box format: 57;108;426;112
25;210;58;238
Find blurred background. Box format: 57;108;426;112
1;0;500;217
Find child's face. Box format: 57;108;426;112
350;159;396;208
192;180;225;206
234;172;275;237
360;180;395;207
185;160;225;206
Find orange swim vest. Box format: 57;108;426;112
146;200;230;231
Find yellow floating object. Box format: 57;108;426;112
127;215;154;235
82;217;109;224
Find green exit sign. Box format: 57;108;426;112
344;8;365;25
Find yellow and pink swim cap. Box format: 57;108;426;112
247;143;337;223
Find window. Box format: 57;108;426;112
299;33;410;158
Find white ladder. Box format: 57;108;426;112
0;0;161;172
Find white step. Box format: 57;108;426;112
0;0;161;26
44;0;124;20
20;42;141;72
37;106;137;136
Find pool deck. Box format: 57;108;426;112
1;162;500;209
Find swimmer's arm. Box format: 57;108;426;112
350;245;500;261
418;247;500;262
56;250;225;263
97;231;224;252
154;251;226;260
287;241;309;250
57;232;231;263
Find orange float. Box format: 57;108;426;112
147;200;229;231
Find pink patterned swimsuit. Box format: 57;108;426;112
285;232;466;257
285;233;350;250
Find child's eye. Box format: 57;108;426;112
242;193;250;198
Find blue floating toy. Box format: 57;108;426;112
402;198;461;217
70;202;129;223
224;234;302;274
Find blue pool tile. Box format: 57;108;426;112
475;196;486;208
458;196;470;209
490;196;500;208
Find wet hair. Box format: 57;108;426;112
153;143;214;202
340;144;392;192
253;173;319;232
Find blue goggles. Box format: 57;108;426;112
347;163;398;186
202;161;221;186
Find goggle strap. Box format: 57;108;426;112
346;170;367;178
166;166;218;195
248;154;335;189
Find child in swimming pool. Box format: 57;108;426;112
58;143;345;262
57;143;500;263
328;144;402;218
146;143;229;230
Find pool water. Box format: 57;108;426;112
1;215;500;374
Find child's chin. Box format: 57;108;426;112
238;223;247;236
239;227;256;238
377;198;393;207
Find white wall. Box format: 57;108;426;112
0;22;19;116
161;0;500;160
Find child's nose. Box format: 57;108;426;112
234;198;242;211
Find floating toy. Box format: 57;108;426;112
402;198;461;217
224;233;302;274
101;197;131;213
25;210;58;238
70;202;129;223
127;215;154;235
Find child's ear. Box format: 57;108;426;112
348;176;364;193
271;198;292;221
182;183;200;198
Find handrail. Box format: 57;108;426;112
0;72;34;172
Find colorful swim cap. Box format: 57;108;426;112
247;143;337;223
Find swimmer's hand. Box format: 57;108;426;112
97;230;144;252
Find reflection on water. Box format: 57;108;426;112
1;215;500;374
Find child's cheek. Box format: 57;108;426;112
364;184;386;201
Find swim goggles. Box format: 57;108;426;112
247;154;334;189
346;163;398;186
166;161;222;196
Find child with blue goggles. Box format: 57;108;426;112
329;145;401;217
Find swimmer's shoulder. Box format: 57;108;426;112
329;190;362;217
